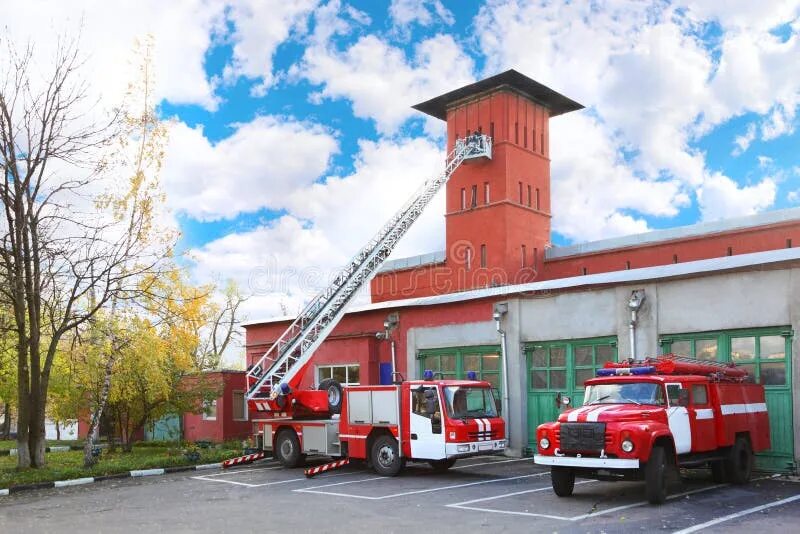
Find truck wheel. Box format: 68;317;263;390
645;446;669;504
318;379;343;414
725;437;753;484
371;435;402;476
551;466;575;497
275;429;303;468
429;458;457;472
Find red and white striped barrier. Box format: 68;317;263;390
304;458;350;478
222;451;266;469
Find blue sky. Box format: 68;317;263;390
10;0;800;319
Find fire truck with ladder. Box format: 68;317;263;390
534;355;770;503
242;134;506;476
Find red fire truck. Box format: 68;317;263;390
534;355;770;504
255;377;505;475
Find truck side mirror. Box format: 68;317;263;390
555;392;571;407
678;389;689;407
492;387;502;415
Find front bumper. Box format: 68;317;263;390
446;439;506;457
534;455;639;469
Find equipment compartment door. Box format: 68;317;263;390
409;385;446;460
666;383;692;454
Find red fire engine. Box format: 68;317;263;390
238;136;507;475
534;355;770;504
257;376;505;475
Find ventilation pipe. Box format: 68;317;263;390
628;290;646;361
493;302;510;442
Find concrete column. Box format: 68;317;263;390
789;267;800;468
502;298;526;457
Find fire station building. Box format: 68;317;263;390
244;71;800;473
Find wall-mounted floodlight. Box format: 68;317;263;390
628;289;646;312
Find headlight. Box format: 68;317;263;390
457;444;470;452
539;437;550;450
621;439;634;453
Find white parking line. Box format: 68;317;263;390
447;481;735;520
452;458;536;470
192;468;368;488
194;465;283;478
673;493;800;534
447;481;596;520
294;472;549;500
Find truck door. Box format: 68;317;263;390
666;383;692;454
688;384;716;452
409;385;446;460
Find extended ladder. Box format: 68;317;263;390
245;134;492;409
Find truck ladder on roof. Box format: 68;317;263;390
245;135;492;409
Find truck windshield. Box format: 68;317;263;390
584;382;665;406
444;386;498;419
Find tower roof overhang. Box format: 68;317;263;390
412;69;584;120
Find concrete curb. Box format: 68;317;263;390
0;444;105;457
0;461;226;496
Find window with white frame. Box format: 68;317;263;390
317;364;360;386
202;399;217;421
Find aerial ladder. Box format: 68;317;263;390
245;134;492;415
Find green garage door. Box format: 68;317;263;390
525;337;617;451
418;345;503;392
660;327;794;472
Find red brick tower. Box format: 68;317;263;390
413;70;583;291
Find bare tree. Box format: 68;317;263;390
194;280;247;370
0;35;169;468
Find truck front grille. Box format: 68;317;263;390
558;423;606;452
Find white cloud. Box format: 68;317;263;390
733;123;757;155
188;136;447;318
163;116;338;220
5;0;225;111
789;189;800;203
696;173;777;221
294;3;474;135
389;0;455;28
551;113;689;242
223;0;319;96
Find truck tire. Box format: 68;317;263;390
725;437;753;484
429;458;457;472
371;434;402;476
645;445;669;504
318;379;343;414
275;429;304;468
551;466;575;497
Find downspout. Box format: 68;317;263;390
629;309;638;361
496;317;510;443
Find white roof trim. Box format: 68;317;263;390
243;247;800;327
546;207;800;260
377;250;446;273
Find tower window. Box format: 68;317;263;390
535;188;540;210
582;267;588;276
490;122;494;140
515;122;519;144
541;133;545;154
788;238;793;248
625;261;631;270
524;127;528;148
518;181;523;204
521;245;527;267
484;182;490;204
673;254;679;264
727;246;733;256
534;247;538;267
527;185;532;207
532;128;536;151
460;188;466;210
471;185;478;208
480;244;487;268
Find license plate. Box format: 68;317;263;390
478;443;492;451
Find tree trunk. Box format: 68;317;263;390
1;404;10;439
55;421;61;441
83;351;117;467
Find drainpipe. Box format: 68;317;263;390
628;290;646;361
493;303;510;443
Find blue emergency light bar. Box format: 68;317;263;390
596;366;656;377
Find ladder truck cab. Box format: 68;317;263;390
258;374;505;475
534;355;770;504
